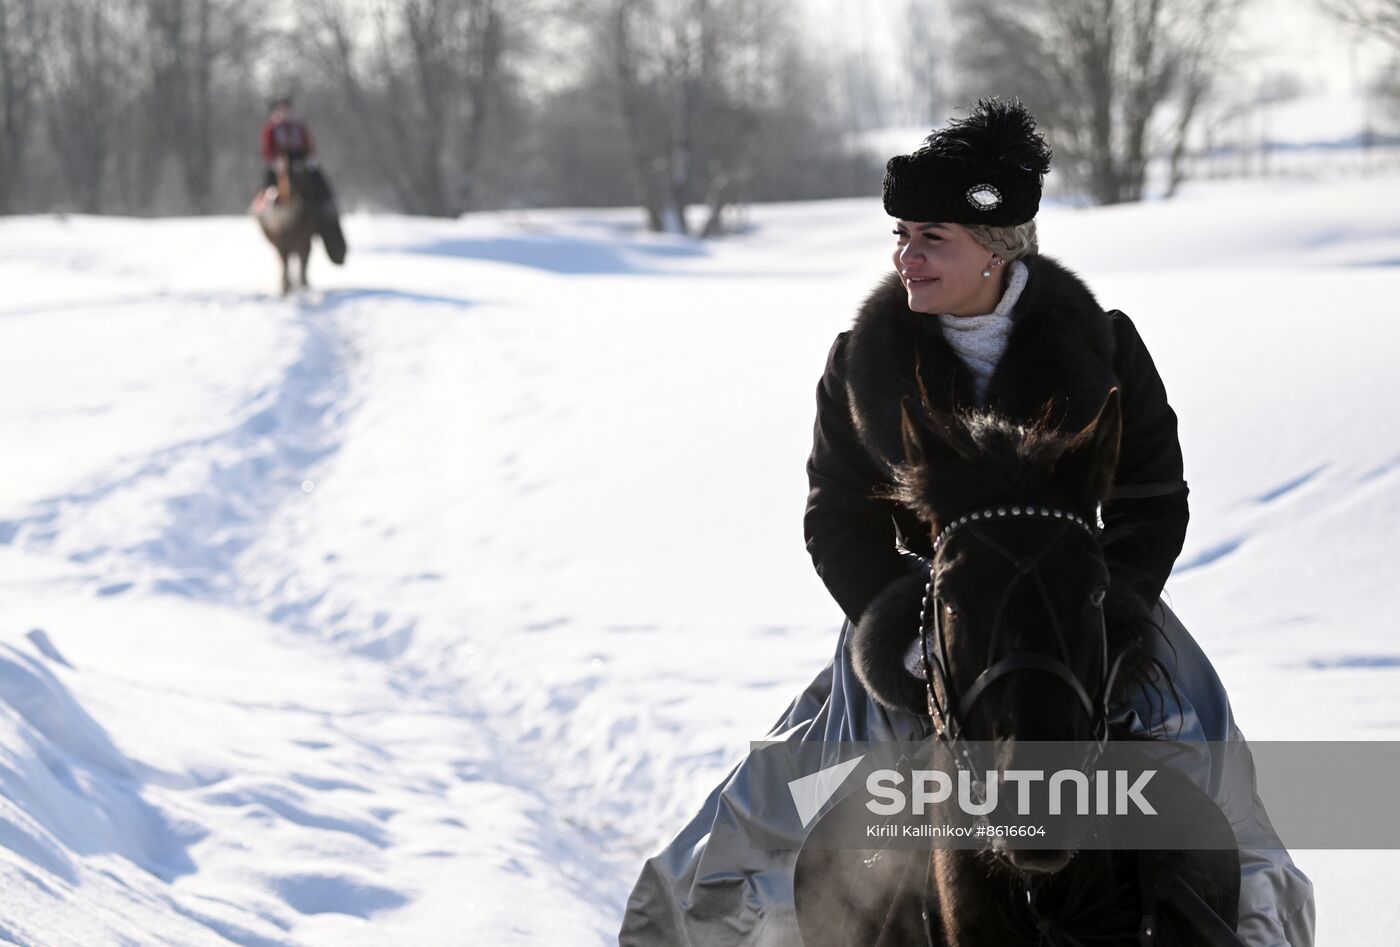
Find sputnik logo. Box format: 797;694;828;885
787;756;865;828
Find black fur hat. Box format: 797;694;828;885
882;98;1052;226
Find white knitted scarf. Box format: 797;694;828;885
936;259;1029;405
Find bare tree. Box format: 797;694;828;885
139;0;267;214
600;0;789;235
1160;0;1253;196
951;0;1246;205
524;58;638;208
1317;0;1400;50
44;0;135;213
898;0;950;126
298;0;509;217
741;39;881;204
0;0;47;213
1318;0;1400;131
144;0;209;211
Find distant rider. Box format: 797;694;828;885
260;96;318;195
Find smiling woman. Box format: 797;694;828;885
892;221;1011;317
620;98;1316;947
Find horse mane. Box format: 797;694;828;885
876;406;1079;524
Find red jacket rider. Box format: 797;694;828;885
261;97;315;184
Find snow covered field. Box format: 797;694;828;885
1;175;1398;944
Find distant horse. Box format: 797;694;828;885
794;390;1243;946
253;160;346;296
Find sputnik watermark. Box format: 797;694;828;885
865;768;1157;817
785;759;1157;831
788;756;865;827
759;739;1400;851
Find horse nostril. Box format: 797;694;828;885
1006;848;1072;875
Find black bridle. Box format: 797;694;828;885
913;504;1126;779
910;504;1247;947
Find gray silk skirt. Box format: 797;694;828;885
619;600;1315;947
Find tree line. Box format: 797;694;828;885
4;0;878;232
5;0;1372;233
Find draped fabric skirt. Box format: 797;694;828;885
619;601;1315;947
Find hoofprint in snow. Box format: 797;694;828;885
1;176;1398;944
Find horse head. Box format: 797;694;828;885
854;389;1142;872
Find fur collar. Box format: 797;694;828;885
844;254;1119;473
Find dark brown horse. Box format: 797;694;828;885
254;160;346;295
794;391;1241;946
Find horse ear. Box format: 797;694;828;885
1057;388;1122;504
899;397;927;467
900;396;969;468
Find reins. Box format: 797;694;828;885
914;504;1125;785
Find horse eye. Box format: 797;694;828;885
1089;588;1107;608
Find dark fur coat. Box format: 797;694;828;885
804;254;1189;624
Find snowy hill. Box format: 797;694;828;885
1;175;1398;943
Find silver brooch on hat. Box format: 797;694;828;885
966;184;1002;211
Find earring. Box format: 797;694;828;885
981;257;1002;278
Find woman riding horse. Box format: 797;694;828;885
620;99;1314;946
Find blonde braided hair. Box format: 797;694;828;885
963;220;1039;260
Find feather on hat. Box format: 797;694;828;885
882;98;1052;226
